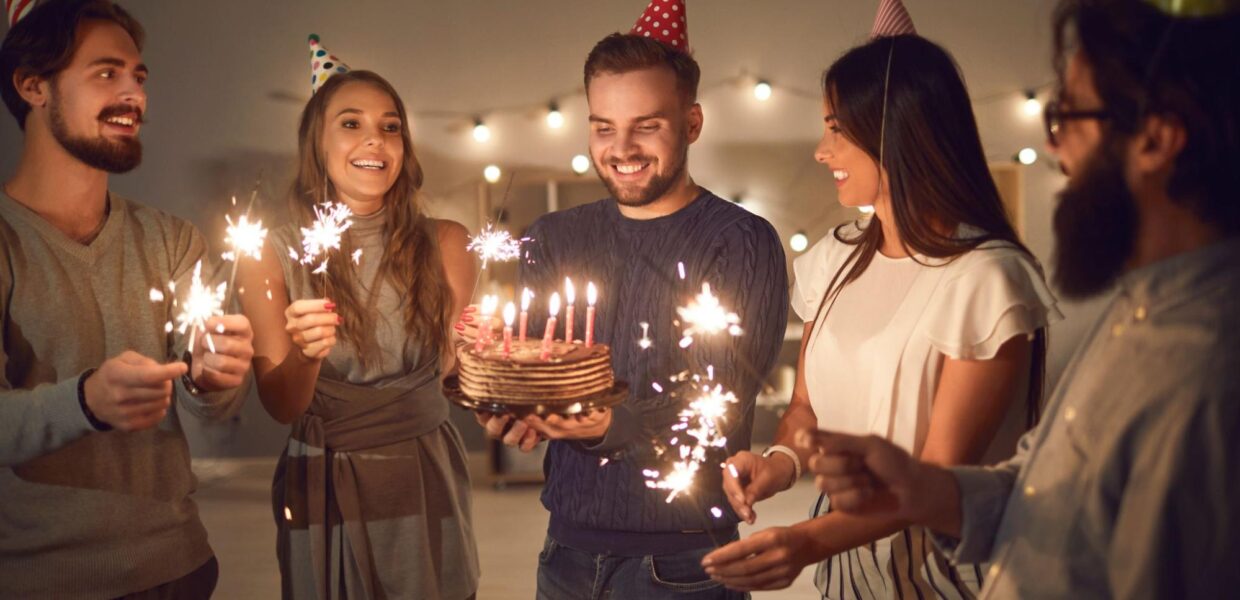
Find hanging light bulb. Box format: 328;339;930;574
789;231;809;253
483;164;502;183
753;80;773;101
1017;147;1038;165
571;154;591;175
472;117;491;143
1022;90;1042;117
546;102;564;129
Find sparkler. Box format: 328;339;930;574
644;373;739;503
221;176;267;307
466;224;524;269
291;201;354;296
676;282;743;348
174;260;227;354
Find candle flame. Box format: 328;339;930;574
565;277;576;303
587;281;597;306
502;301;516;326
549;292;561;317
521;287;533;311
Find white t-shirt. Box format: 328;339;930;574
791;221;1062;461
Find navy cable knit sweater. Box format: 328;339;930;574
519;190;788;555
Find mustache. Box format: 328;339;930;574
97;104;145;124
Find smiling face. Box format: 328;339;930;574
586;66;701;207
814;98;886;210
320;80;404;211
39;19;147;173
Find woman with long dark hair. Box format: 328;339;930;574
704;34;1060;597
237;65;479;598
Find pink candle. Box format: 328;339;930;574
475;295;497;353
585;282;598;347
518;288;532;342
564;278;576;343
502;302;516;358
540;292;561;361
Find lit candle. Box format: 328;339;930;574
502;301;516;358
519;288;532;342
541;292;561;361
564;278;576;343
475;295;498;353
585;282;598;347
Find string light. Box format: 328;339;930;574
753;80;773;101
789;231;809;253
571;154;591;175
1017;147;1038;165
484;164;502;183
472;117;491;143
1023;90;1042;117
546;102;564;129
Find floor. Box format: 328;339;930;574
194;455;821;599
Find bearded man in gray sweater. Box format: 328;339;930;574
0;1;254;597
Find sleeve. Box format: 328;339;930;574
585;216;789;456
932;428;1033;562
167;221;249;421
0;255;95;466
1106;392;1240;598
790;228;842;323
925;249;1063;360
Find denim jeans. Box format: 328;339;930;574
535;535;749;600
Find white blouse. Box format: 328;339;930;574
791;221;1062;461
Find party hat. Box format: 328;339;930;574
1143;0;1239;16
6;0;36;27
629;0;689;51
871;0;916;38
308;34;350;94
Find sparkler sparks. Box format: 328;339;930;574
174;260;227;354
638;321;652;350
221;213;268;263
298;202;354;272
466;224;524;269
676;282;743;348
644;375;739;503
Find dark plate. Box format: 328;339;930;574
443;375;628;416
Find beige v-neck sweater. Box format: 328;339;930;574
0;191;245;598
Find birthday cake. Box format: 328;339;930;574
453;341;618;412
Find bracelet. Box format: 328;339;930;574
77;368;113;432
762;444;801;488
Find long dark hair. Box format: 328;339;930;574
291;70;452;368
812;35;1048;427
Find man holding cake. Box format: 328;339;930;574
476;1;788;597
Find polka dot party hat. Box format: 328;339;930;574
6;0;36;28
308;34;351;94
629;0;689;52
870;0;917;39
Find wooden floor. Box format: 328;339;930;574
195;456;820;599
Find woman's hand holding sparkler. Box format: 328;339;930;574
701;523;819;592
721;450;798;524
82;351;188;431
188;315;254;392
284;299;339;360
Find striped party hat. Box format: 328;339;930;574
871;0;916;39
629;0;689;52
308;34;351;94
6;0;36;27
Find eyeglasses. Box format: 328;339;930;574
1043;99;1111;146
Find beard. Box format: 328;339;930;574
1051;136;1138;300
594;141;689;208
48;94;143;174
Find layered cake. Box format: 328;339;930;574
454;340;618;413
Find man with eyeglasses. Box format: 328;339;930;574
795;0;1240;598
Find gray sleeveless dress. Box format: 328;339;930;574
270;209;479;599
